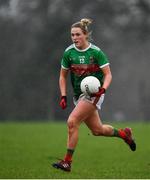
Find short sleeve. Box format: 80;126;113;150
61;51;70;69
97;50;110;68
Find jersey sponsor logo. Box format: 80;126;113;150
70;64;100;76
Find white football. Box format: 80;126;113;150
80;76;101;95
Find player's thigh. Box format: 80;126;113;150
84;110;103;133
68;100;96;125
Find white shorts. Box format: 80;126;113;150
73;93;105;110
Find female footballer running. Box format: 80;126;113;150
52;18;136;172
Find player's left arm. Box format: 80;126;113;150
91;65;112;97
101;65;112;90
97;50;112;90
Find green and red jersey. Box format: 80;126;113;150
61;43;109;97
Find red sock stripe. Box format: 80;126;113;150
64;154;72;162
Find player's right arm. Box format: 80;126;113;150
59;48;71;109
59;68;69;109
60;48;71;96
59;68;69;97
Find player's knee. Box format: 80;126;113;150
67;116;78;132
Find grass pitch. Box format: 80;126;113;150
0;121;150;179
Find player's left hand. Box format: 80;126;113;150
91;87;106;97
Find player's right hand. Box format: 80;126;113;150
59;96;67;109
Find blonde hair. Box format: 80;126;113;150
71;18;92;39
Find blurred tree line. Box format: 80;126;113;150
0;0;150;121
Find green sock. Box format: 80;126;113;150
113;128;119;137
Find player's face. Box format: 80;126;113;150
71;27;88;50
